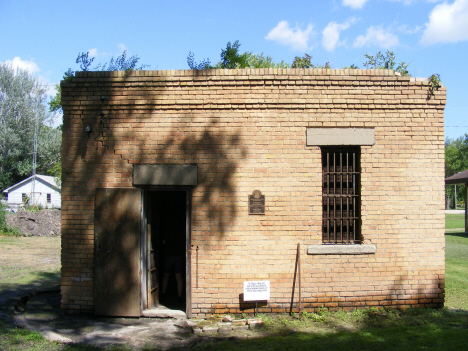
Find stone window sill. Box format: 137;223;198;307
307;244;376;255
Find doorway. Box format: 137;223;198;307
144;190;190;314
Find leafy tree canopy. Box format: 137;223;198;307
188;41;290;70
49;84;62;114
0;63;61;191
50;50;149;116
219;41;249;69
363;50;410;76
445;134;468;207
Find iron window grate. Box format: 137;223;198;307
322;147;361;244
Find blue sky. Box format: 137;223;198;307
1;0;467;139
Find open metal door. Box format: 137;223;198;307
94;188;142;317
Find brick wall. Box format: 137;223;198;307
61;68;446;316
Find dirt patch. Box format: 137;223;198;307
5;209;61;237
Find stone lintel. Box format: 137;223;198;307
133;164;197;186
307;128;375;146
307;244;377;255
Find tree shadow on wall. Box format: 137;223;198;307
61;72;248;315
62;72;248;237
150;118;248;235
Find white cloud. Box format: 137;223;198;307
118;43;128;52
353;25;399;48
342;0;369;9
88;48;98;57
387;0;443;4
420;0;468;45
322;18;356;51
4;57;40;74
396;24;422;34
265;21;315;51
387;0;414;4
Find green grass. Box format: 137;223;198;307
445;232;468;310
446;214;466;230
0;236;61;289
169;308;468;351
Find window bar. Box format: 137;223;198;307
327;151;330;196
352;196;356;241
346;196;350;242
327;150;330;243
352;151;356;195
326;198;330;243
326;152;330;242
339;150;344;241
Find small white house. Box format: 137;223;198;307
2;175;61;210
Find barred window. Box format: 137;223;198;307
47;194;51;203
322;147;361;244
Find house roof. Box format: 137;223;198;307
2;174;60;193
445;169;468;185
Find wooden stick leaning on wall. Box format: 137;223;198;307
290;243;302;315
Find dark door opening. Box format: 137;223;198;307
146;190;188;312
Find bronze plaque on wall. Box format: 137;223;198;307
249;190;265;215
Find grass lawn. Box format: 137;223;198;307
446;213;466;230
445;231;468;310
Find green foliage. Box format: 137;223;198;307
63;68;74;82
0;202;8;232
291;54;314;68
188;41;290;70
244;52;290;68
0;203;21;236
445;135;468;208
48;84;62;113
0;63;61;191
220;40;249;69
427;73;441;100
94;50;150;72
55;50;149;118
363;50;410;76
187;52;212;70
49;161;62;189
65;50;149;79
290;54;331;69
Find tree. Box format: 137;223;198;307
291;54;314;68
219;41;249;69
363;50;410;76
0;63;61;190
244;52;289;68
187;52;212;70
188;41;290;70
71;50;149;73
49;84;62;114
445;135;468;208
49;50;149;115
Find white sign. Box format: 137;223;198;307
243;281;270;301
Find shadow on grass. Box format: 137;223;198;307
164;308;468;351
2;305;468;350
445;232;468;239
0;270;60;327
0;271;60;299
